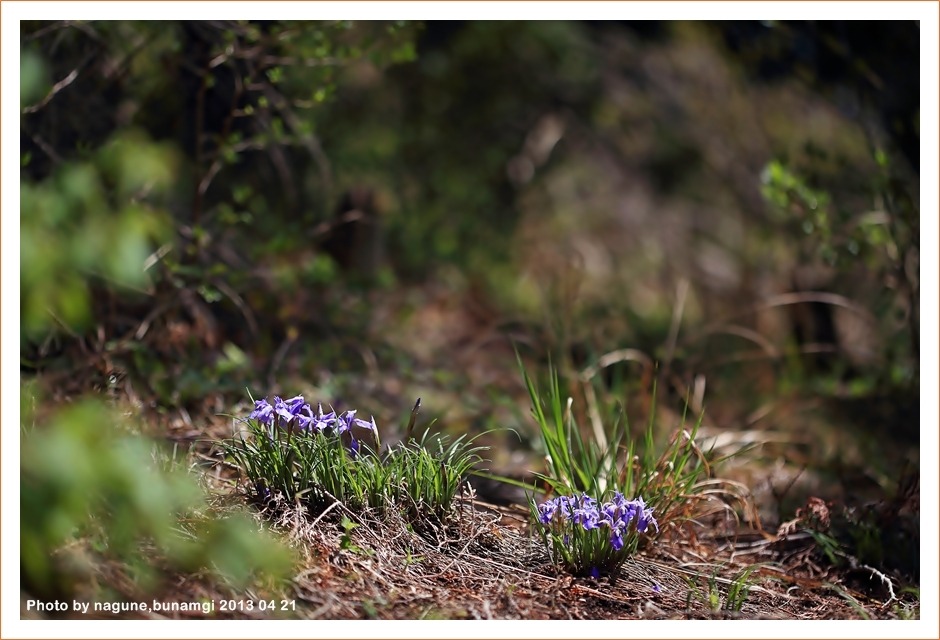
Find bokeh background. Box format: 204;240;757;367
19;19;921;605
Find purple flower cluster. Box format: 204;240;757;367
249;395;378;452
537;492;659;551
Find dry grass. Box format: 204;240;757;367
252;484;915;620
21;332;919;622
35;477;911;621
20;295;919;623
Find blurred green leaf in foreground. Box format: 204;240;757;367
21;394;295;601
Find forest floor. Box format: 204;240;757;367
21;280;921;623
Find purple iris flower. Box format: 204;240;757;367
601;498;623;523
296;402;315;429
336;410;357;434
555;495;575;518
354;415;378;435
294;412;313;430
272;396;296;425
253;480;272;501
249;399;275;426
312;403;337;432
283;395;307;415
534;492;658;554
572;498;600;530
271;395;318;429
609;527;625;551
635;504;659;533
538;499;558;525
246;393;385;457
611;491;632;512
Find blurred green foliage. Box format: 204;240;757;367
21;27;181;341
20;21;425;403
761;159;835;260
760;140;919;390
20;25;306;602
20;128;175;339
21;394;294;599
21;21;919;390
323;21;602;274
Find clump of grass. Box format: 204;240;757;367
684;564;760;613
519;355;719;577
224;395;486;523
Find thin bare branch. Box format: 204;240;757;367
22;69;79;114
